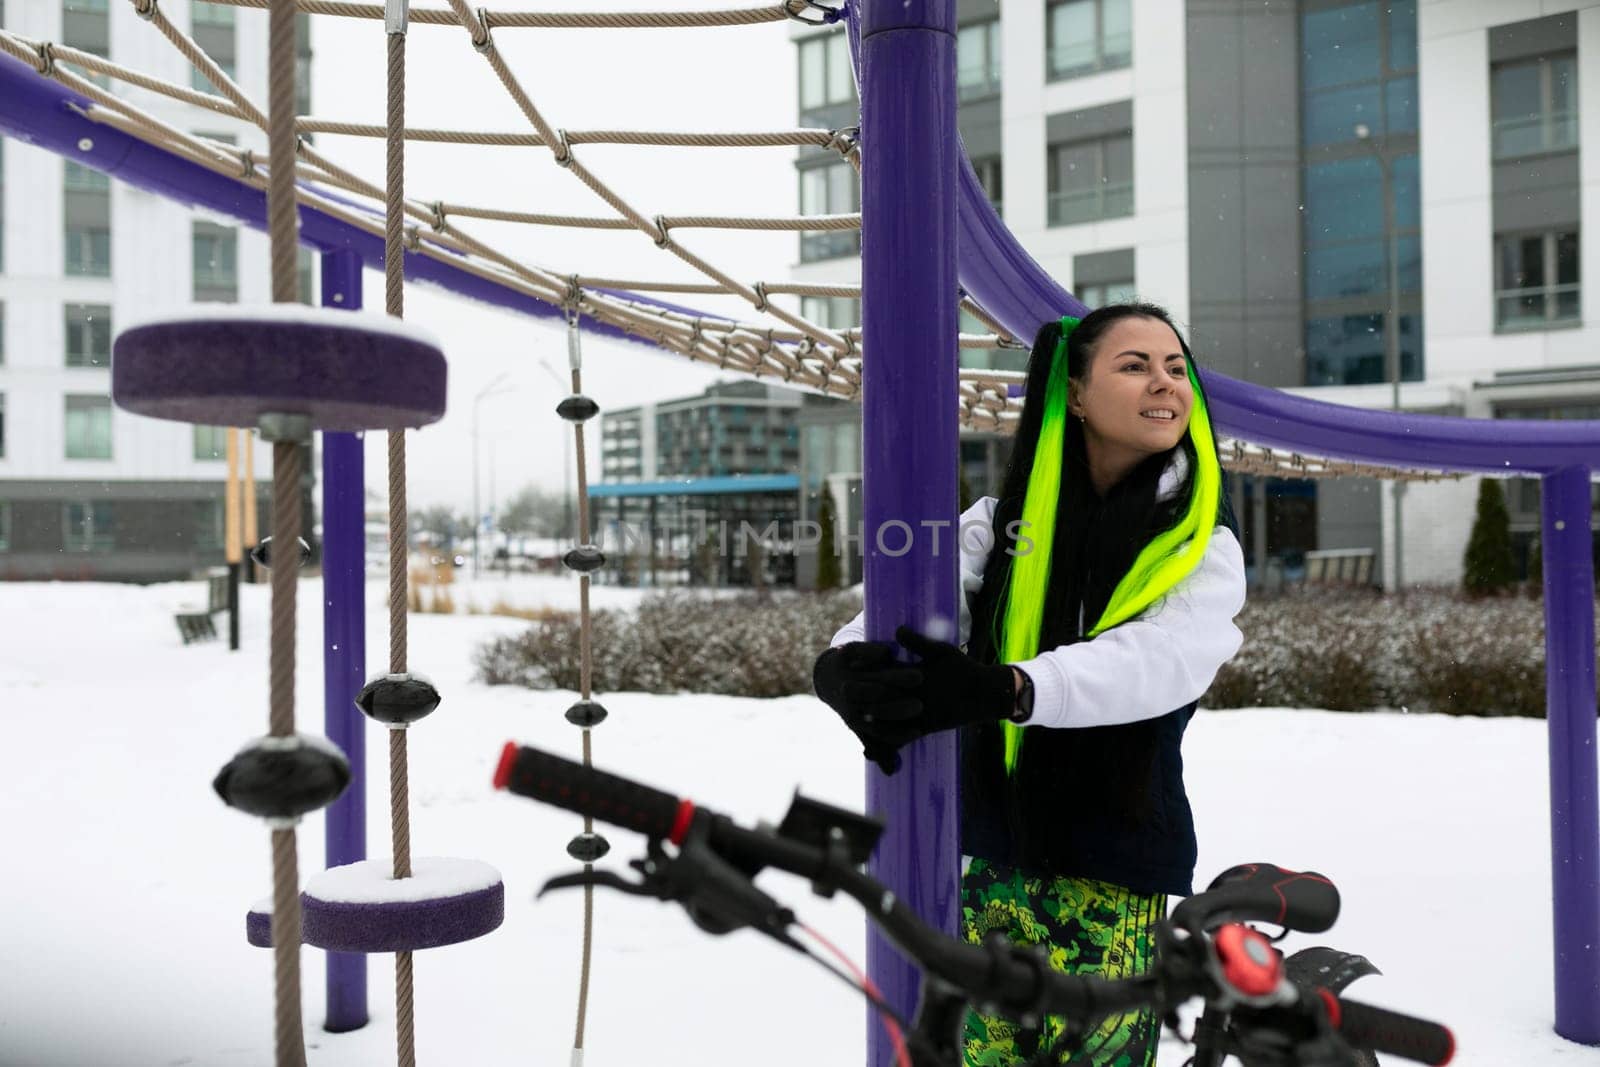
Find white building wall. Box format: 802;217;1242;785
1419;0;1600;390
792;0;1188;319
0;5;283;487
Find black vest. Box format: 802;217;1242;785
958;707;1199;896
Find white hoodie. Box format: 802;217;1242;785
830;449;1247;730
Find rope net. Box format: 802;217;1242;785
0;10;1463;483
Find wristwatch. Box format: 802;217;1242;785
1009;668;1035;724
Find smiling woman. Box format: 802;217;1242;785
814;303;1246;1067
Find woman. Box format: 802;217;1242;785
813;303;1247;1066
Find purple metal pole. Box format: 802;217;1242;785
320;249;369;1032
1542;466;1600;1044
859;0;961;1061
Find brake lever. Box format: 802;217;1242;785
538;865;667;900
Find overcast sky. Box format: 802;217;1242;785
306;6;811;514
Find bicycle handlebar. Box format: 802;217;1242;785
494;742;1454;1067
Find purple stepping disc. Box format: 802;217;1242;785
245;857;504;953
113;306;447;432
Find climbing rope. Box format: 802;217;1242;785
381;2;420;1063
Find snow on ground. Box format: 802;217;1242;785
0;578;1595;1066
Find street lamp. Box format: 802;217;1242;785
472;372;515;577
1354;122;1407;591
536;356;575;542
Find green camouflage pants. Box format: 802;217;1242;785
960;857;1166;1067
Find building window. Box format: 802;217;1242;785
191;1;237;91
295;13;313;117
971;155;1002;215
65;395;113;460
64;303;112;367
63;0;111;87
799;162;861;261
1047;0;1131;81
0;501;10;552
798;30;856;126
957;20;1001;101
1077;279;1137;308
1304;312;1422;386
1047;131;1133;226
195;499;224;551
1492;53;1578;160
800;296;861;330
63;501;115;553
298;246;316;305
194;424;228;460
193;221;239;302
64;161;111;277
1496;231;1581;330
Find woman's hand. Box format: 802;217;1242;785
812;642;922;773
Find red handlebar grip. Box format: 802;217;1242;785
495;742;687;842
1324;992;1454;1066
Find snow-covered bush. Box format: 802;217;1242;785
1208;587;1569;717
474;589;863;697
477;585;1578;716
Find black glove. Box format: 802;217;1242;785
869;625;1017;749
812;642;921;773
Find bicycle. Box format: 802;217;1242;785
493;742;1455;1067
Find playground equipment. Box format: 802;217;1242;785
0;0;1597;1063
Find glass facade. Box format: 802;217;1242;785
1300;0;1422;386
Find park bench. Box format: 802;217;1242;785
174;567;230;645
1303;548;1376;588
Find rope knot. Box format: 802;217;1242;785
471;8;495;52
652;215;672;249
428;201;447;232
785;0;843;25
133;0;159;20
402;224;422;251
238;148;256;180
827;125;862;167
563;273;583;312
552;129;574;168
752;281;769;313
35;41;55;77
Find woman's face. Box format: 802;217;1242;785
1067;316;1193;463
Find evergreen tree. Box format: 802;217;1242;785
1462;477;1517;596
816;490;842;591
